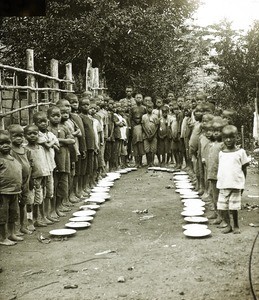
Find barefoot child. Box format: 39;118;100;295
217;125;249;234
9;125;32;234
0;130;23;245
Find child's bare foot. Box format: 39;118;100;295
222;225;232;234
56;210;66;217
217;222;228;228
41;217;54;225
47;216;59;223
20;227;33;235
8;234;24;241
211;217;222;225
207;212;217;219
27;224;36;231
233;227;241;234
0;238;17;246
15;231;24;236
50;212;59;220
34;221;47;227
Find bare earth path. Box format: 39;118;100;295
1;167;259;300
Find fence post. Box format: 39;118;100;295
66;63;73;92
26;49;36;124
50;59;59;102
0;70;4;129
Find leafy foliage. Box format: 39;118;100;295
0;0;199;98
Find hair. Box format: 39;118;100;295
47;106;60;117
222;124;238;135
64;93;78;103
79;97;90;106
55;99;70;107
161;105;169;112
24;124;39;134
8;124;24;134
202;113;214;121
33;111;47;123
0;129;10;137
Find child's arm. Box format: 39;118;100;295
59;137;75;145
242;163;249;178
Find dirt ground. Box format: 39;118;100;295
0;165;259;300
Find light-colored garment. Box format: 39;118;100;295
217;148;249;189
26;144;50;178
114;113;127;140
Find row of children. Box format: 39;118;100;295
0;90;249;246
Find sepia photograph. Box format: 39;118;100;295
0;0;259;299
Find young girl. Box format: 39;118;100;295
217;125;249;234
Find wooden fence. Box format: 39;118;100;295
0;49;74;129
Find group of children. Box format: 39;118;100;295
0;90;249;246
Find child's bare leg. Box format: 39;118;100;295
8;223;23;242
26;204;35;231
0;224;17;246
221;210;232;233
40;201;53;225
231;210;240;234
34;204;48;226
217;210;228;228
19;203;32;234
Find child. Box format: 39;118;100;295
170;103;182;168
9;124;32;234
65;93;87;199
79;97;97;189
104;99;115;171
142;102;159;167
24;125;50;228
129;93;146;168
157;105;172;166
206;117;227;224
221;109;237;125
217;125;249;233
33;112;59;222
153;98;163;119
47;106;75;217
0;130;23;246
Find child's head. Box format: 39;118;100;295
33;111;48;132
167;92;175;103
65;93;79;112
196;91;207;104
0;130;11;155
155;97;163;108
47;106;61;125
60;106;70;122
161;105;169;118
212;117;227;142
172;103;180;115
107;99;114;112
222;125;238;149
125;86;133;98
8;124;24;146
177;96;184;108
221;109;237;125
194;104;204;122
203;102;214;114
80;91;92;99
115;102;122;114
146;102;154;114
201;113;214;129
143;96;152;107
56;99;71;114
89;102;97;116
24;125;39;144
135;93;143;105
204;121;214;141
191;98;197;109
79;97;90;114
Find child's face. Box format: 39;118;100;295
177;97;184;108
71;100;79;111
0;134;11;154
10;131;24;146
156;99;163;108
162;108;168;118
80;99;90;114
135;94;143;104
60;108;70;121
223;131;237;149
35;116;48;132
222;111;234;125
89;105;96;116
146;105;153;114
61;100;71;113
25;128;39;144
205;126;214;140
48;109;61;125
172;106;180;115
213;123;223;141
194;106;203;122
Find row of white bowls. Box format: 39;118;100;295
173;171;211;238
49;168;137;236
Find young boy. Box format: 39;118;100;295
142;102;159;167
129;93;146;167
157;105;172;166
24;124;50;228
206;117;227;224
217;125;249;233
0;130;23;245
47;106;75;217
33;112;59;222
9;125;32;234
104;99;115;171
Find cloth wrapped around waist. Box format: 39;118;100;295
132;124;143;144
